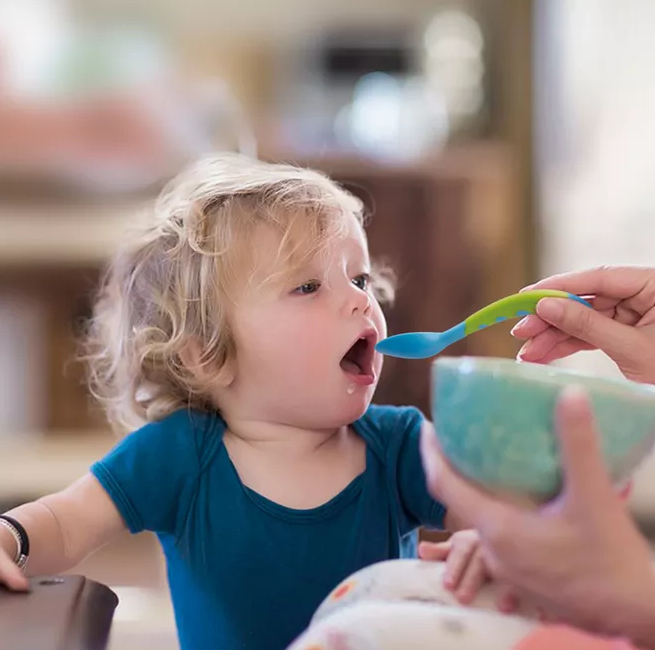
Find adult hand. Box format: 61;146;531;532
421;387;655;648
511;266;655;384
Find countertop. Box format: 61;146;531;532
0;432;115;500
0;200;151;268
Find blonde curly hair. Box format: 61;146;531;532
83;153;395;434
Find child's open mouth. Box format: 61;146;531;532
340;332;377;386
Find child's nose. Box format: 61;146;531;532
346;285;371;316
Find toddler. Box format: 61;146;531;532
0;154;485;650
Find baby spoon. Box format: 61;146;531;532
375;289;592;359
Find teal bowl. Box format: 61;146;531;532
432;356;655;503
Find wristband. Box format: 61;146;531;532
0;515;29;572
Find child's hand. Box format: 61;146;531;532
419;529;489;605
0;533;28;591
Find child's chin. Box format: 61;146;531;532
341;392;375;421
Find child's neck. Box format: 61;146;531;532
222;416;366;509
224;417;349;459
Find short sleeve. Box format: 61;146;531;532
393;407;447;533
90;409;221;536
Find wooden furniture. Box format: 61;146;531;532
0;143;527;431
305;145;528;416
0;576;118;650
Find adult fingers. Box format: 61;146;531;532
554;387;615;510
518;336;594;365
523;266;655;304
534;298;647;369
420;424;507;534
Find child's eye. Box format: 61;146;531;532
294;280;321;295
352;273;370;291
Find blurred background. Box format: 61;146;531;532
0;0;654;647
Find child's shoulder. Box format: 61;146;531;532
118;408;226;466
359;403;426;429
92;409;227;536
138;407;223;434
356;404;426;456
133;406;222;431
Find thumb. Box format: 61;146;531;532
537;298;644;366
554;386;614;507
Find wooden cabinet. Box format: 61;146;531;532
339;172;478;416
309;146;528;417
0;144;528;434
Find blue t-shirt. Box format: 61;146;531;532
90;404;446;650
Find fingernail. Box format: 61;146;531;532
510;318;527;337
516;342;530;360
536;298;564;321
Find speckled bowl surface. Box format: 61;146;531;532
432;356;655;502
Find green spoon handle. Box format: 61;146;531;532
463;290;590;336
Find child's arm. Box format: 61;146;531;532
0;473;127;589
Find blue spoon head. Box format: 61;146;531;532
567;293;593;308
375;332;442;359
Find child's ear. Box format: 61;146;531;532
178;339;235;387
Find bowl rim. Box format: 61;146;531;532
432;356;655;400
